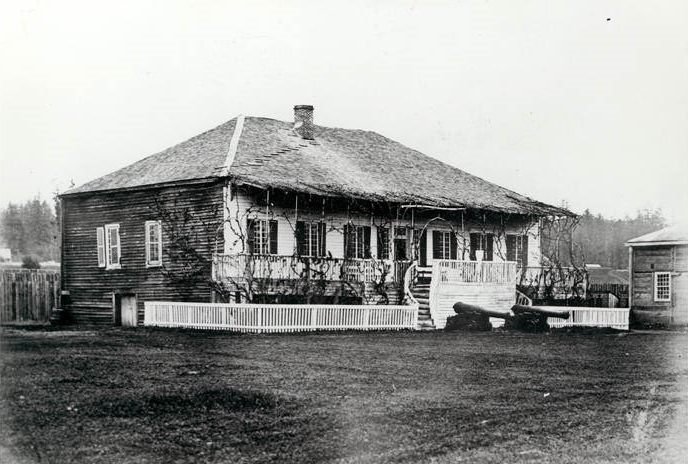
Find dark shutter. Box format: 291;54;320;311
432;231;441;259
521;235;529;267
506;235;516;262
344;225;353;258
318;222;327;257
450;232;458;260
295;221;305;256
363;226;371;258
246;219;256;254
377;227;388;260
269;220;278;254
485;234;494;261
469;233;479;260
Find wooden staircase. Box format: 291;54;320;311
404;265;434;330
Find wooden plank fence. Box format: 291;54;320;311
0;269;60;323
144;301;418;333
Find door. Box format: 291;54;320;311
418;229;427;267
121;295;137;327
114;293;138;327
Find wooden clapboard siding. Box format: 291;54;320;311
630;244;688;326
62;180;225;325
0;269;60;322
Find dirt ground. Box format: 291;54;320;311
1;327;687;463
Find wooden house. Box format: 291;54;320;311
626;225;688;327
60;105;568;327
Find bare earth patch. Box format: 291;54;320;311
1;327;686;463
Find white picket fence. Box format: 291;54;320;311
144;301;418;333
545;307;630;331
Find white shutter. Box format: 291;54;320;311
96;227;105;267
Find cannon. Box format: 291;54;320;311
447;301;570;332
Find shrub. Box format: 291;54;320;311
21;255;41;269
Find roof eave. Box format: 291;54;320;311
59;176;225;198
626;240;688;247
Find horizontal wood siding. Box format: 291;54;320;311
62;181;225;325
631;245;688;326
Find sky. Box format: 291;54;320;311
1;0;687;224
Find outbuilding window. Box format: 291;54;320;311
654;272;671;302
145;221;162;267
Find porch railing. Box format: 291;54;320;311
212;254;410;284
144;301;418;333
435;260;517;284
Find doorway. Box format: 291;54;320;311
114;293;137;327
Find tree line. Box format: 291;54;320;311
0;198;59;263
573;208;666;269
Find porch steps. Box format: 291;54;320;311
410;282;435;330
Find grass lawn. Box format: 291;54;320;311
1;327;687;463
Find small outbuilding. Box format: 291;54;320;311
626;225;688;327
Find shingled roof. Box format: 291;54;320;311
626;225;688;246
64;114;568;216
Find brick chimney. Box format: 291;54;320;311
293;105;314;140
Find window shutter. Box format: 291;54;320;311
295;221;305;256
246;219;256;254
506;235;516;261
363;226;371;258
432;231;441;259
96;227;105;267
450;232;458;260
343;225;351;258
269;220;278;254
469;233;479;260
485;234;494;261
521;235;529;267
318;222;327;257
377;227;387;260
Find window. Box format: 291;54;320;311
654;272;671;302
145;221;162;267
377;227;390;260
506;234;529;266
469;233;493;261
432;230;457;260
105;223;121;269
344;225;371;259
296;221;326;257
247;219;278;255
